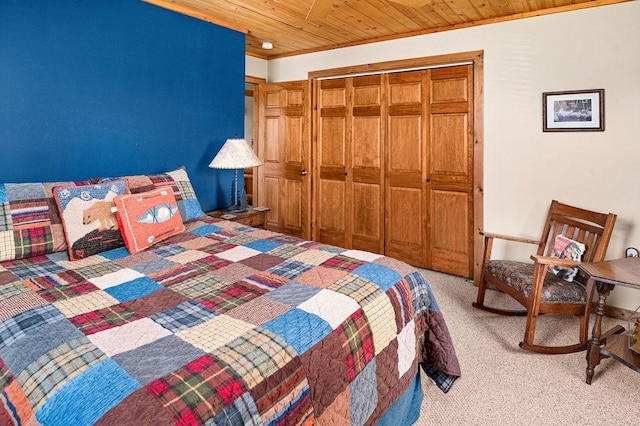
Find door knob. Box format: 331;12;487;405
300;170;308;176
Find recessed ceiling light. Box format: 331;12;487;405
262;42;273;50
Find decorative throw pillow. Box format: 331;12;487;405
113;186;185;254
0;180;95;262
549;235;586;282
109;167;205;221
54;181;129;261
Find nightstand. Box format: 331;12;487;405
206;206;269;228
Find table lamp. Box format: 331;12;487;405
208;138;262;213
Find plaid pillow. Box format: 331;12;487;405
0;180;93;262
112;167;205;222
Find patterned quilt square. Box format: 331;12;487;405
265;244;306;259
244;239;283;253
297;289;361;329
148;263;199;288
239;253;286;271
151;300;218;333
208;262;257;285
17;336;107;412
352;263;402;292
88;317;172;357
295;266;349;289
226;297;292;326
267;259;313;279
72;261;124;280
177;315;254;353
37;359;140;426
166;249;212;265
170;274;227;301
242;271;289;292
146;354;247;425
0;304;65;349
321;255;366;272
189;223;223;237
3;257;66;280
52;289;119;318
112;335;204;385
0;292;48;322
215;328;298;390
123;288;188;317
24;270;87;292
265;282;321;307
37;281;98;304
215;246;261;262
291;249;336;266
70;303;143;335
127;257;179;277
249;356;312;426
103;277;164;303
1;310;84;376
198;280;268;313
262;309;332;355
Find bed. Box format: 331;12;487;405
0;168;460;425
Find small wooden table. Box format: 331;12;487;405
206;206;269;228
579;257;640;384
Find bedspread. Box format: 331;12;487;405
0;216;460;425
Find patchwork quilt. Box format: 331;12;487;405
0;216;460;425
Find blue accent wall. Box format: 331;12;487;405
0;0;245;212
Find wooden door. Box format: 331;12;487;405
385;71;428;267
315;76;385;253
256;81;310;239
426;65;474;277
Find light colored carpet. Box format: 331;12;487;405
416;269;640;425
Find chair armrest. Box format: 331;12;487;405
530;254;578;268
481;231;539;245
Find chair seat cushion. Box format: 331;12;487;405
485;260;586;304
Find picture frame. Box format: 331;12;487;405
542;89;604;132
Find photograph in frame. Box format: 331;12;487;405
543;89;604;132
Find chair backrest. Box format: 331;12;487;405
537;200;617;263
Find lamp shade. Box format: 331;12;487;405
208;138;262;169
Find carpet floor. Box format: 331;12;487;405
416;269;640;425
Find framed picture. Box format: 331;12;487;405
542;89;604;132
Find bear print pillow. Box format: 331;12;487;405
54;181;129;260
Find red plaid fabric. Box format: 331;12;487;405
70;304;142;335
340;309;375;381
147;354;247;425
321;255;365;271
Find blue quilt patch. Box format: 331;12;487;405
352;263;402;291
104;277;164;302
36;359;141;426
262;309;332;355
245;239;283;253
191;224;223;236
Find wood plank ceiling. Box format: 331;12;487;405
144;0;628;59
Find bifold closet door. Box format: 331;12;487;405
315;76;385;254
426;65;474;277
385;71;428;267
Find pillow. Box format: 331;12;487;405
54;181;129;261
549;235;586;282
113;186;185;254
0;180;94;262
113;167;205;221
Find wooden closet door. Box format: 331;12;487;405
350;75;385;253
315;76;384;253
385;71;428;267
315;78;349;248
427;65;473;277
257;81;310;239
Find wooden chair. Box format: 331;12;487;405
472;200;617;354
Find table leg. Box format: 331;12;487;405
585;280;614;384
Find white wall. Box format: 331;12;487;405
252;2;640;310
